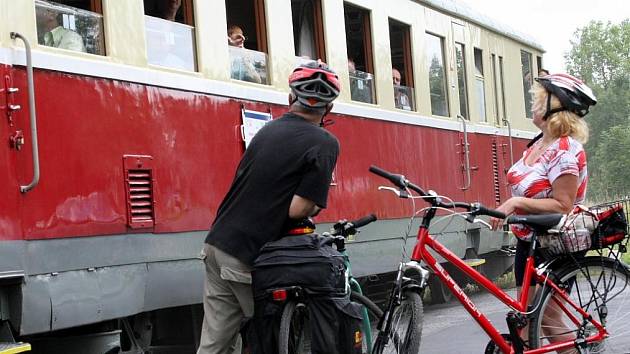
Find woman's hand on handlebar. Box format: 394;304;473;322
490;198;520;230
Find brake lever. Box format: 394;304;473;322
473;218;492;229
378;186;409;198
457;213;476;223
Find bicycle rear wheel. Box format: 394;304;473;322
278;300;311;354
372;290;423;354
528;256;630;353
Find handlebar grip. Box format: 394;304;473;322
350;214;377;229
369;165;406;189
477;205;506;219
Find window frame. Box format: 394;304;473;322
291;0;326;61
473;47;486;122
425;32;449;117
454;42;469;120
520;49;533;118
498;56;507;125
254;0;268;53
388;19;414;88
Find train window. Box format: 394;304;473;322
498;56;507;125
537;55;543;75
521;50;533;118
344;3;375;104
35;0;105;55
455;42;468;119
291;0;326;65
144;0;196;72
389;19;415;111
425;33;448;117
474;48;486;122
226;0;268;84
491;54;501;125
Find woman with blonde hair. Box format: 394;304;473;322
491;73;597;349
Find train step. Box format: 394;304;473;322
0;342;31;354
463;258;486;267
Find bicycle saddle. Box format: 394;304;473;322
506;214;563;233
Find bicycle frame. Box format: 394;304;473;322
410;214;607;354
343;248;376;351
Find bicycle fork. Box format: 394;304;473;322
374;261;430;350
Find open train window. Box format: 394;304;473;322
389;19;414;111
344;3;375;104
291;0;326;65
144;0;196;72
226;0;268;84
521;50;533;118
474;47;487;122
144;0;194;25
35;0;105;55
425;33;448;117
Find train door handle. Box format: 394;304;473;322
10;32;40;193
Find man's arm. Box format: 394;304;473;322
288;194;320;219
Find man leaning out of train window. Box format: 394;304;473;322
228;25;262;84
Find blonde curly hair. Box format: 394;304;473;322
530;83;589;144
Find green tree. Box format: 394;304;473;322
565;20;630;201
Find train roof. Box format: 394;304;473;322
417;0;545;52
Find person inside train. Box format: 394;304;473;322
197;60;341;354
228;25;263;84
491;73;597;343
36;5;86;52
157;0;182;21
392;67;411;110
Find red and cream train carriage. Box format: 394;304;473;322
0;0;543;351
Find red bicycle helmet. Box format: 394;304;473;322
288;60;340;108
536;73;597;119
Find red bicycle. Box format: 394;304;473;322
369;165;630;354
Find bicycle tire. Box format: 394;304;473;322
528;256;630;353
278;300;311;354
372;290;423;354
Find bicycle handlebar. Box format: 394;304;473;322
330;214;378;237
368;165;427;197
369;165;506;220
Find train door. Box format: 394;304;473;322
1;63;25;241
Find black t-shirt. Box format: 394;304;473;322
206;112;339;266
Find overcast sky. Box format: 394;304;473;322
456;0;629;73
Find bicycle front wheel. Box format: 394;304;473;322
528;256;630;353
372;290;423;354
278;300;311;354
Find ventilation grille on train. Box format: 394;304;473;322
123;155;155;229
492;141;501;206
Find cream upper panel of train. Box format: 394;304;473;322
0;0;544;133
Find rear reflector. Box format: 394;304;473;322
272;289;288;302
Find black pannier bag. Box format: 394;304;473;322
308;296;363;354
590;202;629;249
248;234;363;354
252;234;347;296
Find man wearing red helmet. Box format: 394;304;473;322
197;61;341;354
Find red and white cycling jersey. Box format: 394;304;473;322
506;136;588;241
